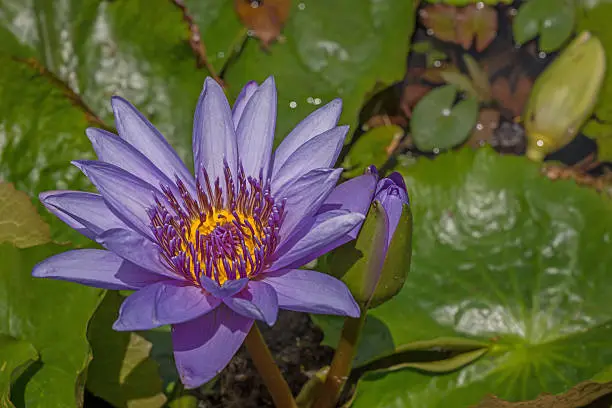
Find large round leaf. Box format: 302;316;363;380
182;0;245;73
0;243;103;408
0;0;224;243
87;291;166;408
0;0;209;164
323;148;612;406
223;0;415;145
0;187;104;407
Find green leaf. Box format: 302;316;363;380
342;125;402;178
577;2;612;161
223;0;416;145
0;183;50;248
0;56;97;245
369;203;412;308
411;85;479;152
0;335;38;408
513;0;575;52
87;291;166;408
0;0;220;243
182;0;245;73
343;148;612;407
0;243;103;408
312;314;395;367
423;0;512;4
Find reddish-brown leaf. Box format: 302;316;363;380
420;5;457;43
466;108;500;148
456;4;498;52
234;0;291;48
401;83;431;118
491;75;533;118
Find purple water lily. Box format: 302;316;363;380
33;77;369;388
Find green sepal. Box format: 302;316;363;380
328;201;412;309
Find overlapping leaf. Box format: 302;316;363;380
318;148;612;407
224;0;416;145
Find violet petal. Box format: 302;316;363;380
271;126;348;194
272;99;342;176
113;281;221;331
200;276;249;298
274;168;342;243
32;249;158;290
271;212;364;271
193;78;238;184
235;77;276;180
232;81;259;128
97;228;181;280
39;191;126;240
111;96;194;190
72;160;160;239
172;305;253;389
223;280;278;326
86;127;182;194
261;269;360;318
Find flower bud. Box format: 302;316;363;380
524;31;605;161
328;172;412;309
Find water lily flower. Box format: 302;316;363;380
33;77;364;388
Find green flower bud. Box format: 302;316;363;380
328;173;412;309
524;31;605;161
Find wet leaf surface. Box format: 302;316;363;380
512;0;574;52
411;85;479;151
319;148;612;407
0;183;50;248
0;335;38;408
87;291;167;408
224;0;416;145
0;243;103;408
342;125;402;178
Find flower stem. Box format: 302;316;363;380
312;313;366;408
245;324;298;408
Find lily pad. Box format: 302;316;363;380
0;0;210;164
0;243;103;408
0;183;50;248
0;0;233;243
223;0;415;145
342;148;612;407
181;0;245;73
0;335;38;408
342;125;402;178
0;56;96;245
87;291;166;408
513;0;575;52
577;2;612;162
411;85;479;152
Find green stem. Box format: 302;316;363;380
312;313;367;408
245;324;298;408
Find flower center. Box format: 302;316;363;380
148;164;284;286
